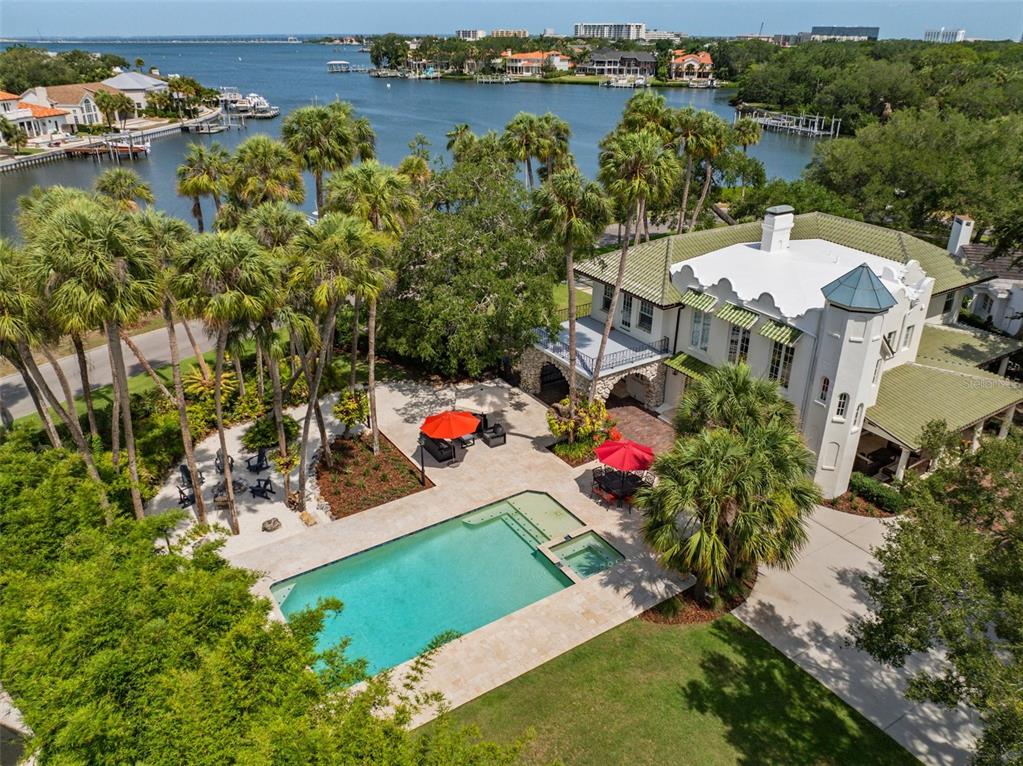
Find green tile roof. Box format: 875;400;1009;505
866;364;1023;450
716;303;760;329
679;289;717;311
665;352;716;380
575;213;992;306
759;319;803;346
916;324;1023;372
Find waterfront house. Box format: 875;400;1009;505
960;243;1023;337
669;50;713;82
19;81;119;129
503;50;572;77
576;50;657;77
0;91;69;141
101;72;169;114
517;207;1023;498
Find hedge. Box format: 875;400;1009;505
849;471;905;514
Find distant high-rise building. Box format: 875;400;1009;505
455;29;487;41
542;27;557;37
643;29;681;42
490;28;529;38
806;25;880;41
573;22;646;41
924;27;966;43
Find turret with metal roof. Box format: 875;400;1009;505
821;263;897;313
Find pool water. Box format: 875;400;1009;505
552;532;626;578
271;492;581;674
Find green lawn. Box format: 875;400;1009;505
553;284;592;314
437;616;917;766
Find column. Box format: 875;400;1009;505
998;357;1010;377
894;446;911;480
971;421;984;451
998;405;1016;438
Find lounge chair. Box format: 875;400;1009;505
481;422;506;447
179;464;205;488
249;477;275;500
215;450;234;474
177;485;195;507
420;433;455;464
246;447;271;473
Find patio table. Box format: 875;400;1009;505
213;478;248;496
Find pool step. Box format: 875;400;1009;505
274;583;296;606
502;512;547;549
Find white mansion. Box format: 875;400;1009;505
519;207;1023;498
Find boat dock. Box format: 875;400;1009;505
327;60;371;73
735;107;842;138
475;74;516;84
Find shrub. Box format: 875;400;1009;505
241;414;299;451
849;471;905;514
333;390;369;434
227;388;265;424
552;439;596;463
183;368;236;400
547;397;614;445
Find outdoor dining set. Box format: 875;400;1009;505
176;446;275;509
589;438;655;511
418;410;507;465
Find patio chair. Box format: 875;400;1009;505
246;447;271;473
215;450;234;474
249;477;275;500
177;485;195;507
481;422;506;447
420;433;455;464
179;464;205;488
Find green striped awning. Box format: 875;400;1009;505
758;319;803;347
665;352;716;380
716;303;759;330
679;289;717;312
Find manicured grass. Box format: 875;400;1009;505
437;616;918;766
553;284;592;313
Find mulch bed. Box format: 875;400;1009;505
825;492;894;518
316;432;433;520
546;442;596;467
640;572;758;625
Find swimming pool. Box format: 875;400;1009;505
271;492;586;674
552;532;625;578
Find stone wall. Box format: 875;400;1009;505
516;347;666;407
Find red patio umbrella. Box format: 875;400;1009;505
420;410;480;440
594;439;655;472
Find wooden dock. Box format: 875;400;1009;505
735;107;841;138
475;74;516;84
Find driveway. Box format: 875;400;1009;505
733;507;981;766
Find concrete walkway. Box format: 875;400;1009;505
733;507;981;766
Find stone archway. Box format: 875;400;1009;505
592;361;666;408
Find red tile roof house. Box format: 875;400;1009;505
19;82;119;130
669;50;714;82
503;50;572;77
0;91;69;143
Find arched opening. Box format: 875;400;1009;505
538;362;569;405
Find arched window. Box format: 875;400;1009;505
836;393;849;419
854;403;864;426
818;377;830;402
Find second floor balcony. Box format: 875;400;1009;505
535;315;670;379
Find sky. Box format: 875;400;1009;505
2;0;1021;40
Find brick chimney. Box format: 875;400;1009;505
760;205;794;253
947;215;974;255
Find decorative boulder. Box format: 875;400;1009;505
261;517;282;533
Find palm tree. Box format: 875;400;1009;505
530;166;611;432
27;196;158;519
621;90;671;142
239;201;308;250
502;112;543;191
397;153;431;188
674;362;797;437
136;210;208;523
687;113;731;231
290;214;386;511
354;251;395;456
670;107;701;234
733;116;763;154
94;167;154;212
445;123;472;152
536;113;572;180
176;142;230;232
226;135;305;210
173;231;278;534
591;129;678;399
325;160;418;388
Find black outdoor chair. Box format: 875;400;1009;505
177;485;195;507
246;447;271;473
179;464;205;488
249;477;275;500
481;422;506;447
215;450;234;474
420;433;455;464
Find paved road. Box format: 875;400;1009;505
0;322;214;421
734;506;980;766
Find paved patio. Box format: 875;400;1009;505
153;378;691;722
734;507;981;766
607;395;676;453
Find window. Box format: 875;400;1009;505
902;325;915;350
690;309;711;351
942;292;956;314
853;403;864;426
621;294;633;328
873;359;882;384
727;325;750;364
638;300;654;332
818;377;830;402
835;393;849;419
601;284;612;312
769;342;795;388
883;331;896;351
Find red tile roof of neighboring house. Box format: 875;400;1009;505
960;243;1023;281
507;50;562;60
0;91;19;101
17;101;69;118
671;50;713;66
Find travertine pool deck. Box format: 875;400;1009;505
223;378;691;722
